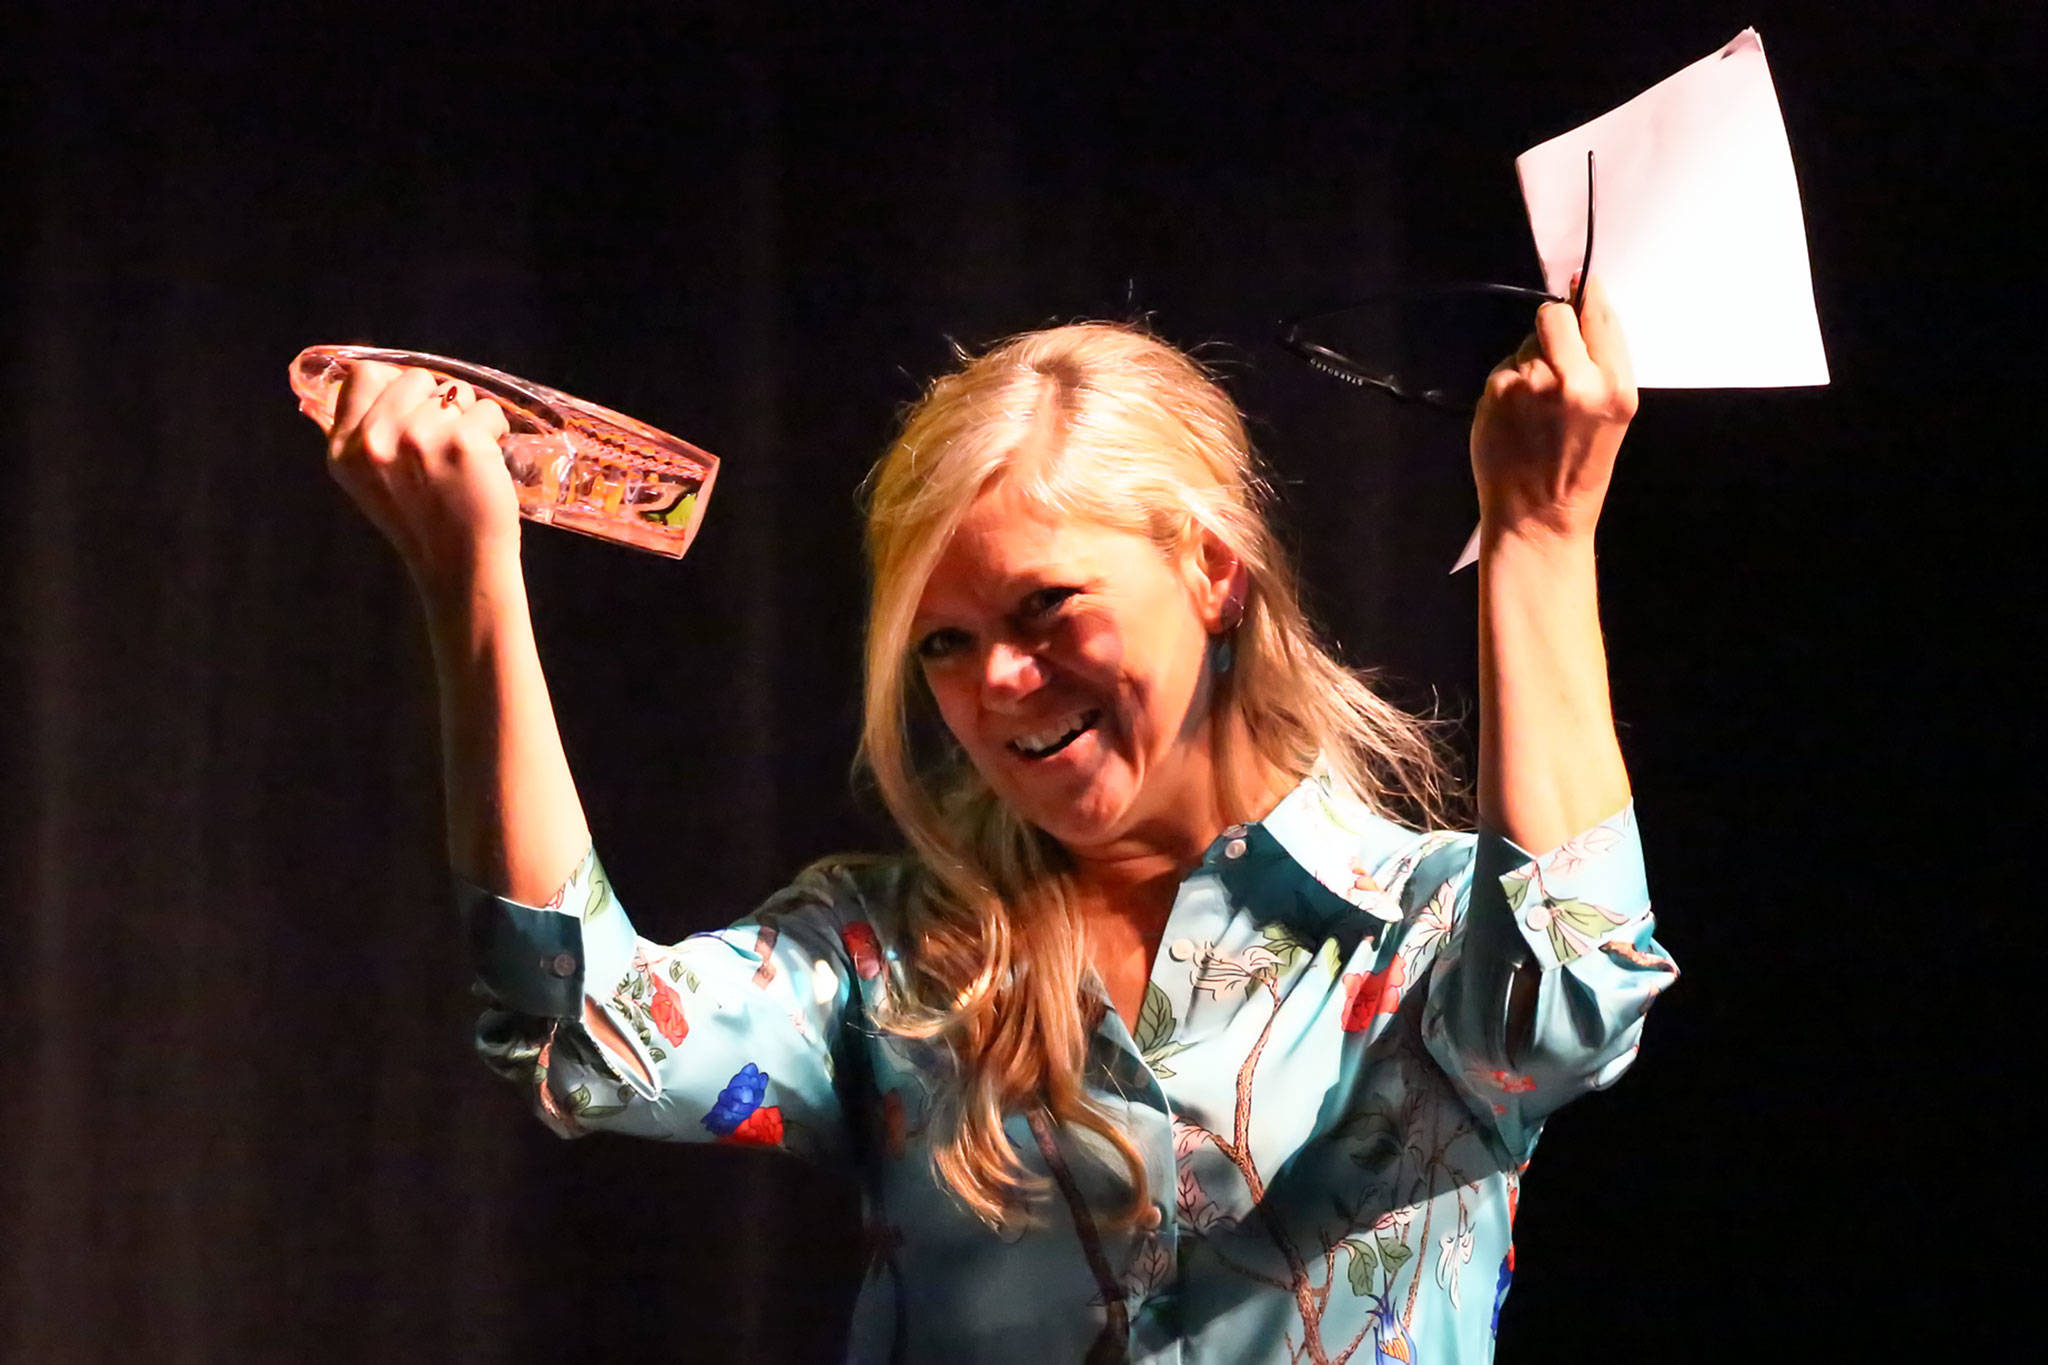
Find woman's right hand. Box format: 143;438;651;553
326;362;520;593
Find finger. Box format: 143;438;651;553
1486;333;1539;383
1481;362;1522;409
433;378;477;414
1575;275;1635;394
1534;300;1594;378
350;368;443;461
330;360;403;446
451;398;511;457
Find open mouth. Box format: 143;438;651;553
1008;709;1101;760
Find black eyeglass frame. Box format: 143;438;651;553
1279;151;1597;414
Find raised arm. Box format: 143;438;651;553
1469;276;1636;854
324;362;589;902
1417;285;1670;1138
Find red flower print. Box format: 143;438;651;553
1488;1070;1537;1094
841;922;884;980
1340;956;1407;1032
723;1105;784;1146
645;971;689;1045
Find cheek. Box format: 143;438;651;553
1131;624;1210;739
1061;614;1134;693
921;670;979;747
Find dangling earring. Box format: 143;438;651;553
1214;588;1245;676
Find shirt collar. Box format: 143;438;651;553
1192;763;1415;946
1077;767;1419;1018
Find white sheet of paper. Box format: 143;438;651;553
1518;27;1827;390
1451;28;1828;573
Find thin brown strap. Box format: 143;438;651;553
1026;1107;1129;1363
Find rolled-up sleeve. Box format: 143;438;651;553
462;850;869;1168
1419;804;1676;1162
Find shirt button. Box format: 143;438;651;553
1222;823;1248;839
1224;838;1247;860
1524;903;1552;931
1138;1203;1165;1230
545;952;578;978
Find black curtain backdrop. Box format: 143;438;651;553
4;1;2033;1359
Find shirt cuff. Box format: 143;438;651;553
1478;803;1649;973
455;848;638;1018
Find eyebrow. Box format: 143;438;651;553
909;572;1087;638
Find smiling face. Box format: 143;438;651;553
911;480;1236;863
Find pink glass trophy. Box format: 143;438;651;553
289;346;719;558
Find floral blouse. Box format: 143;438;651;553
465;771;1674;1363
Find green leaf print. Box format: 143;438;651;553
1134;982;1177;1054
1258;923;1310;972
1501;872;1533;913
1144;1040;1190;1078
1544;897;1624;962
1332;1101;1399;1147
566;1083;626;1120
582;864;611;921
1378;1237;1414;1276
1344;1239;1379;1295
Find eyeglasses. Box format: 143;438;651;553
1279;152;1596;414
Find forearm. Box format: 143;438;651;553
1476;528;1631;855
421;552;591;904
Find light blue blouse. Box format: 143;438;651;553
466;770;1674;1363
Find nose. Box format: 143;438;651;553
979;640;1046;706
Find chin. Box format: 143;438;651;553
1012;772;1140;852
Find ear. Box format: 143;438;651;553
1187;525;1247;633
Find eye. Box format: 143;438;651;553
1021;586;1078;619
914;627;969;662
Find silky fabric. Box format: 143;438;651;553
467;770;1674;1363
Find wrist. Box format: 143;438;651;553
415;532;522;607
1477;518;1598;568
418;544;531;658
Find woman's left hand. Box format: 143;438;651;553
1469;274;1637;546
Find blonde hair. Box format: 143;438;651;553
855;322;1455;1226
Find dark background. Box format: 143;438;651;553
4;1;2034;1359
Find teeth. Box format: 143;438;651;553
1013;712;1090;756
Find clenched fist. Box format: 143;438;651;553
1469;275;1637;548
325;361;520;590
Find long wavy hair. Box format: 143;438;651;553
855;322;1456;1226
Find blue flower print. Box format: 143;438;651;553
702;1062;771;1137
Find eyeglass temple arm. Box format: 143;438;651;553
1572;150;1596;313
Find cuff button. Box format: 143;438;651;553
546;952;579;978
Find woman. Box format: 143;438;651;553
326;282;1674;1363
